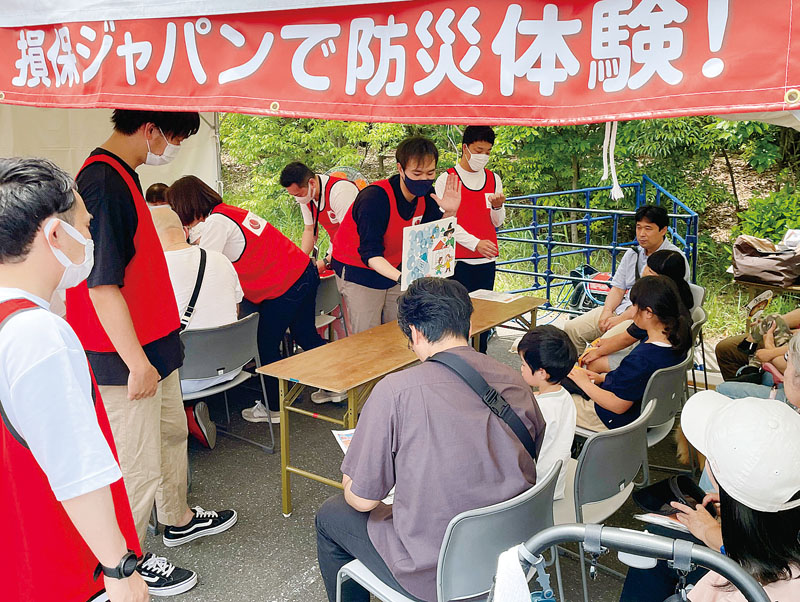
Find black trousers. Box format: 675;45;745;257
315;495;421;602
240;261;326;411
452;260;496;353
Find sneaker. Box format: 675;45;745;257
162;506;238;547
137;553;198;596
241;400;280;423
185;401;216;449
310;388;347;404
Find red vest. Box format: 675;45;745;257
332;180;425;269
211;203;309;303
311;176;354;241
451;167;498;259
0;299;141;601
66;154;180;352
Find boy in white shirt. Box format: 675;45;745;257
518;325;578;500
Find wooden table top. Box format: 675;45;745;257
257;295;545;393
733;278;800;293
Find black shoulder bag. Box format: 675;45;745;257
180;247;207;331
427;351;540;462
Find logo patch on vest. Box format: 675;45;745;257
243;212;267;236
412;215;423;226
328;210;338;223
485;193;494;209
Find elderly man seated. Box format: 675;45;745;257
153;207;243;448
315;277;546;602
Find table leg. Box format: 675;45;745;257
279;378;292;517
345;388;358;430
472;333;481;351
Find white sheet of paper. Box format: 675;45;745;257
333;428;394;505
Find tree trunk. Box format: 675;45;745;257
721;148;740;214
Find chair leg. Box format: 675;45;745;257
335;570;349;602
224;391;231;426
699;329;709;389
259;372;276;452
578;542;590;602
553;546;565;602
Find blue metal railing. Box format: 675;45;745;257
497;175;699;316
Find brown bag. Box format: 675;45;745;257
732;235;800;286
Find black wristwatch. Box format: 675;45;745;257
94;550;138;580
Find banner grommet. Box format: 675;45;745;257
785;89;800;105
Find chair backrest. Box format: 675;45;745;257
688;282;705;309
572;401;656;521
641;349;694;428
178;313;260;380
316;274;343;316
436;460;562;602
691;306;707;343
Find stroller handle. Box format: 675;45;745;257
522;524;770;602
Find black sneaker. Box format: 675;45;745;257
136;553;197;596
162;506;237;547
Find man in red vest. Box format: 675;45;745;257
65;111;236;596
434;126;506;353
0;157;147;601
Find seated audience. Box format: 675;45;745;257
315;278;546;602
620;391;800;602
153;207;244;448
146;181;169;206
581;249;695;373
564;205;689;354
167;176;326;424
518;325;578;500
567;276;691;430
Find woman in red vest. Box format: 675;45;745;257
167;176;326;422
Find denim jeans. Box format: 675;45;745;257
715;381;786;402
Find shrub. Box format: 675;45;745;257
736;186;800;242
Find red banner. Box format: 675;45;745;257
1;0;799;125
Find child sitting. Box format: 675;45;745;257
518;325;578;500
567;275;691;431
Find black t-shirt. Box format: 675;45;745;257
332;174;443;289
77;148;182;386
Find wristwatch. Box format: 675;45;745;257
94;550;138;580
396;274;402;285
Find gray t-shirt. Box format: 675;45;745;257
341;345;546;601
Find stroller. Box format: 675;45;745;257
488;523;770;602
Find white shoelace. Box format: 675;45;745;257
141;555;175;578
192;506;219;520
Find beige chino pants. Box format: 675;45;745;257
563;306;634;354
336;276;402;335
100;370;190;545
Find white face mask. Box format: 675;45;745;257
145;127;181;166
44;218;95;291
466;148;491;171
294;181;315;205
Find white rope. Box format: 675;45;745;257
601;121;611;181
609;120;624;200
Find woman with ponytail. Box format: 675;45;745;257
567;275;691;430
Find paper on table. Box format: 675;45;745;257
469;289;518;303
634;513;690;534
332;429;394;505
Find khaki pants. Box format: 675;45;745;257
563;306;633;354
714;334;749;380
100;370;189;545
571;394;609;432
336;276;402;335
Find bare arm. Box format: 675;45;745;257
342;474;381;512
598;287;626;331
569;367;633;415
88;286;159;400
300;224;317;256
782;308;800;329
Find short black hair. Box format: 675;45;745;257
518;325;577;384
463;125;495;147
395;136;439;170
0;157;76;263
145;182;168;205
634;205;669;230
397;277;473;344
279;162;315;188
111;110;200;139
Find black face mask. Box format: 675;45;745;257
402;171;434;197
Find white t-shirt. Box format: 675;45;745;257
164;247;244;393
608;238;690;314
298;175;359;255
435;164;505;265
534;386;576;500
190;213;246;263
0;288;121;501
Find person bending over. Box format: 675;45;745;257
568;275;691;431
315;277;545;602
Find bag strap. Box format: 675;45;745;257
427;351;540;462
180;248;207;331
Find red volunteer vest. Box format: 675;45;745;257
0;299;141;601
311;176;353;241
65;154;180;352
211;203;309;303
451;167;498;259
332;179;425;269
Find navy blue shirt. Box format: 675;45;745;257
595;342;683;429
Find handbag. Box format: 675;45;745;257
632;475;717;519
732;235;800;287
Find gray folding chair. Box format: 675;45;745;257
315;273;348;340
179;313;275;453
336;460;562;602
554;401;656;602
688;283;708;390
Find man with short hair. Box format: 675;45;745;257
280;161;360;271
563;205;689;354
65;110;235;595
435;125;506;353
331;137;461;334
0;157;147;602
315;277;546;602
